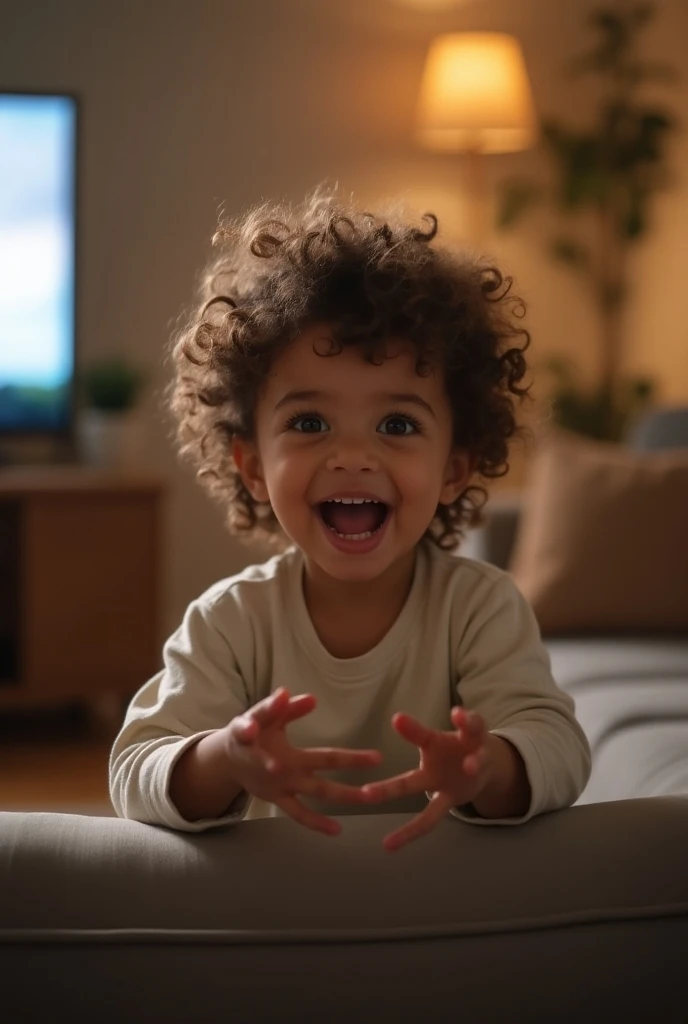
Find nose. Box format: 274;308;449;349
325;431;380;473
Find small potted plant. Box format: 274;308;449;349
77;355;147;468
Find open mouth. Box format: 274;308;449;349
317;499;389;540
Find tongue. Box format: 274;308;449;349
322;502;384;535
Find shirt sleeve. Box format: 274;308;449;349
109;592;253;832
448;571;591;826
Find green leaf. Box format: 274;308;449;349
625;60;677;83
621;183;647;240
550;236;591;269
587;9;627;65
629;3;655;29
640;109;675;141
495;179;543;229
80;356;146;412
545;132;610;207
541;355;578;384
548;371;655;442
590;10;626;35
624;375;655;401
540;120;572;159
597;280;626;310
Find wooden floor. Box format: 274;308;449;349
0;704;118;815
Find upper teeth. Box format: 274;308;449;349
325;497;379;504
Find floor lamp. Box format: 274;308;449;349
415;32;537;248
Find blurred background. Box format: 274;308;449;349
0;0;686;814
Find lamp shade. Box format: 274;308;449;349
416;32;536;153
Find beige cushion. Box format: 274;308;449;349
1;802;688;1024
509;429;688;635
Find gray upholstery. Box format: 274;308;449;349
2;406;688;1023
627;405;688;451
548;640;688;804
1;802;688;1022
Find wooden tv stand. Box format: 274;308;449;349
0;466;164;711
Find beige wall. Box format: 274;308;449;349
3;0;687;637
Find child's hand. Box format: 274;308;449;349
222;687;382;837
360;707;491;852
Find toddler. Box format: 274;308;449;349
109;191;591;852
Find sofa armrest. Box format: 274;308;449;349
461;496;522;569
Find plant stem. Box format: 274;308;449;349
597;205;624;385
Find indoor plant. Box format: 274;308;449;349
497;2;678;441
77;355;147;468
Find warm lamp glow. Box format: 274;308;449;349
416;32;536;153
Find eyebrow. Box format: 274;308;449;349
274;389;436;419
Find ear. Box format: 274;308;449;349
438;448;477;506
231;437;270;503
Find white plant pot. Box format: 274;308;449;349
77;409;143;470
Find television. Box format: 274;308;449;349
0;91;78;463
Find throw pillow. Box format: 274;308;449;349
509;429;688;635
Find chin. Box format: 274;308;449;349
322;558;387;578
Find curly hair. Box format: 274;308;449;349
167;189;531;551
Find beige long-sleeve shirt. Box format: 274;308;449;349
109;539;591;832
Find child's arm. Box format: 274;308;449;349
109;594;256;831
168;727;244;822
362;570;590;829
470;732;531;819
110;595;379;832
450;571;592;825
361;572;590;850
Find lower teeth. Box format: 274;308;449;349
327;525;375;540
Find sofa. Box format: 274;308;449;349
1;408;687;1023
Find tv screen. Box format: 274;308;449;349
0;92;77;436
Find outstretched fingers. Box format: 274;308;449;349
391;712;435;749
383;791;454;852
249;687;292;727
233;689;297;745
278;693;319;725
297;776;373;804
243;689;317;734
300;747;382;772
277;795;341;837
360;767;427;804
451;706;486;742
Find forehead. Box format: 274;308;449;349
263;326;444;399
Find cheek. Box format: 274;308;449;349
265;448;312;504
399;450;446;494
393;454;454;518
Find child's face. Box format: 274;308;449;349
232;324;473;582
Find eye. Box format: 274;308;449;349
378;412;424;436
284;410;328;434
